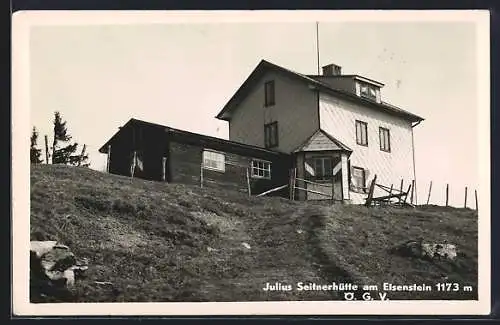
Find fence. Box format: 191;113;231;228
253;168;337;200
421;180;478;210
197;157;480;211
365;176;478;211
365;175;414;207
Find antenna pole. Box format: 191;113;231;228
316;22;320;75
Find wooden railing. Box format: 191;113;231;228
365;175;413;207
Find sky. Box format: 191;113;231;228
28;12;485;207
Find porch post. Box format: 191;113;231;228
341;153;350;201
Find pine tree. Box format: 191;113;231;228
30;127;43;164
51;111;90;167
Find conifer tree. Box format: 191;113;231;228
30;127;43;164
51;111;90;167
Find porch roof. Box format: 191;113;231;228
293;129;352;153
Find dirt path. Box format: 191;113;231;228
190;201;338;301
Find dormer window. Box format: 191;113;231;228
360;83;377;100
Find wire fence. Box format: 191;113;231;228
415;180;478;210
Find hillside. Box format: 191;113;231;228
30;164;478;302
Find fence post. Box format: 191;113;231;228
445;183;449;207
106;145;112;172
161;157;167;181
403;183;412;205
364;174;377;207
130;151;137;178
44;135;50;164
292;168;297;201
475;189;478;211
410;180;415;204
246;168;251;197
331;173;335;201
400;179;404;193
464;186;468;208
200;163;204;188
78;144;87;167
426;181;432;205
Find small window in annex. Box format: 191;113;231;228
251;159;271;179
203;150;225;172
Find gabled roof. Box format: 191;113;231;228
98;118;290;160
293;129;352;153
215;59;424;123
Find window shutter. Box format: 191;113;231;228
305;158;315;179
364;170;370;193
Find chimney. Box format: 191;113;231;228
322;64;342;76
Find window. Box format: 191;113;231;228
360;83;377;100
264;122;279;148
264;80;275;106
355;120;368;146
251;159;271;179
203;150;225;172
313;157;333;181
351;166;366;193
379;127;391;152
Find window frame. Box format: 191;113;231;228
312;156;334;181
264;80;275;107
351;166;367;193
202;149;225;172
355;120;368;146
360;83;377;100
379;127;391;152
264;121;279;148
251;159;272;179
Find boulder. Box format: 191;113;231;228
30;240;88;299
390;240;457;261
422;243;457;260
30;241;59;258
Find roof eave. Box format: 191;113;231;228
217;59;423;124
318;86;424;123
352;75;385;87
215;60;270;121
98;118;137;154
215;111;230;121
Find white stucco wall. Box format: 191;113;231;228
319;92;415;204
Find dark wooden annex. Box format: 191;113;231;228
98;118;292;197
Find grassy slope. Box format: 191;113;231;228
30;164;478;302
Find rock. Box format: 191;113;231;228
30;241;59;258
241;242;251;249
390;240;457;261
30;240;88;299
63;269;75;287
40;245;76;273
422;243;457;260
